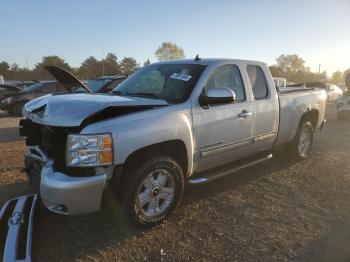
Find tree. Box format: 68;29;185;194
268;65;284;78
155;42;185;61
78;56;100;79
101;53;122;75
144;59;151;66
330;70;343;84
269;54;330;84
119;57;139;75
276;54;306;74
33;55;72;79
0;61;10;79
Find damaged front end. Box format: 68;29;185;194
19;119;108;215
0;194;38;262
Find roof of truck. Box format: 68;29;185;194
152;58;267;66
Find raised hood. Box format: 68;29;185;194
44;66;92;93
23;93;168;127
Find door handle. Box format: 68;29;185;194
237;110;252;118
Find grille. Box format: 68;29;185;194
19;119;69;168
19;119;94;176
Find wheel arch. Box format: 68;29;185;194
123;140;188;174
113;140;189;196
299;109;319;130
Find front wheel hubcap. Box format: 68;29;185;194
137;168;175;218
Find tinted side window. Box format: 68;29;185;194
247;65;268;99
205;65;245;101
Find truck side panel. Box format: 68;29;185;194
80;105;195;176
275;89;326;146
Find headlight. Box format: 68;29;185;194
66;134;113;167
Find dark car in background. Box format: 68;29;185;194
15;81;37;89
0;84;22;101
0;66;94;116
0;81;63;115
87;75;127;93
0;66;127;116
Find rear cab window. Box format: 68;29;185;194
246;65;269;100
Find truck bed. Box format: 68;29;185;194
275;88;326;146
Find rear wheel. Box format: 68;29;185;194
122;156;184;227
287;120;314;159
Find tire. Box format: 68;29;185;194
287;120;314;160
13;102;26;116
122;156;184;227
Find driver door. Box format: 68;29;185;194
193;64;254;172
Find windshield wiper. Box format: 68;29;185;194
112;90;124;95
126;92;160;99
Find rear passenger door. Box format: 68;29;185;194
246;65;279;151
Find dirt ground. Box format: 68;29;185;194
1;104;350;261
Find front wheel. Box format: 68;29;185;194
287;120;314;159
122;156;184;227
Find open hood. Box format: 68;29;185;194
23;93;168;127
44;66;92;93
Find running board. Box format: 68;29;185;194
0;194;38;262
188;154;273;185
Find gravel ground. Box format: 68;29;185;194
1;105;350;261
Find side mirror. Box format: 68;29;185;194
199;87;235;106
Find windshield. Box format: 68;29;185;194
23;82;44;92
87;79;113;92
113;64;206;103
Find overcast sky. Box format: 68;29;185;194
1;0;349;74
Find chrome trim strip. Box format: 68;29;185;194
1;194;38;262
200;141;224;149
200;138;253;158
253;132;277;143
25;195;38;261
188;154;273;185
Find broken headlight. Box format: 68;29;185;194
66;134;113;167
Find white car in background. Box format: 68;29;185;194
273;77;287;88
337;70;350;120
337;93;350;120
326;84;343;102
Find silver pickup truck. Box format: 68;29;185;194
19;58;326;227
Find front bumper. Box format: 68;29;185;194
25;146;107;215
40;161;106;215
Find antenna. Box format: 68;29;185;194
194;54;201;61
